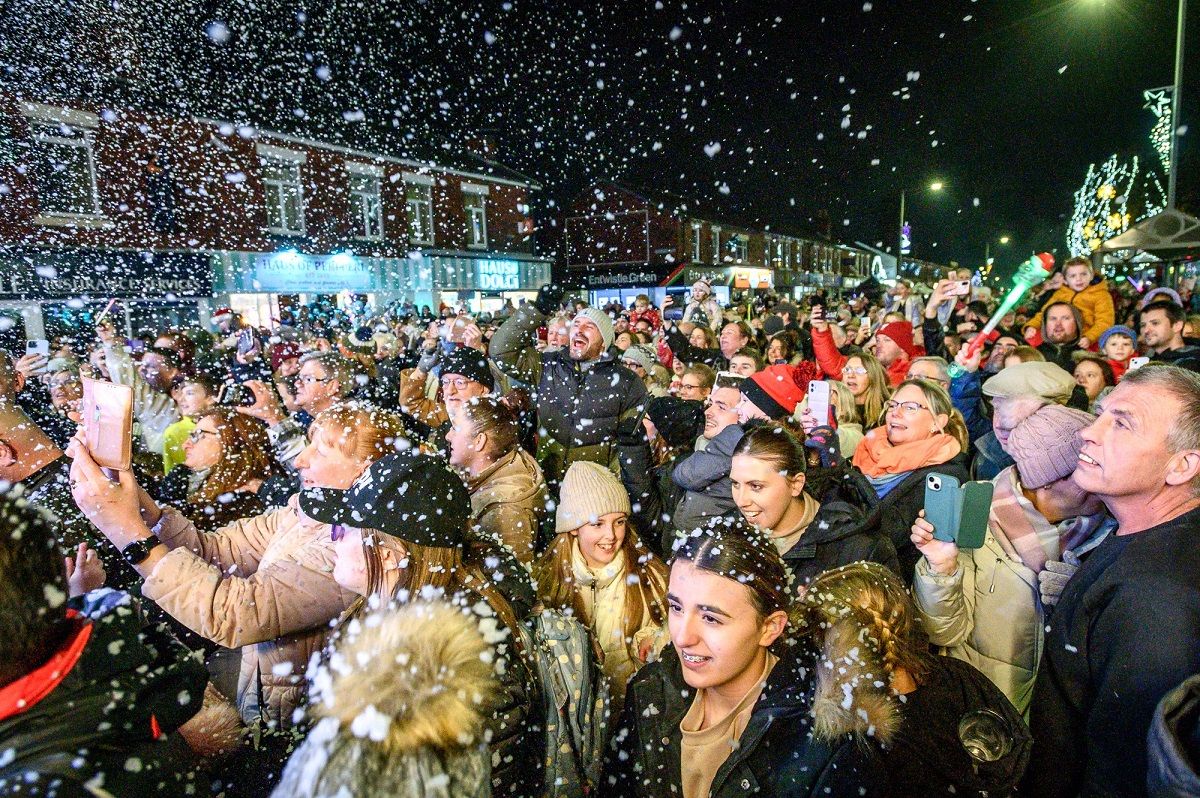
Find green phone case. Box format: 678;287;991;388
924;473;962;543
955;481;994;549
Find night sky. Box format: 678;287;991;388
4;0;1196;278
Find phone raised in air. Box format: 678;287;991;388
806;380;831;426
945;279;971;298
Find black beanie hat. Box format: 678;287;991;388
647;396;705;448
300;451;470;548
441;346;495;391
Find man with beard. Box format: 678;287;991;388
1035;302;1086;372
1142;300;1200;371
490;285;646;486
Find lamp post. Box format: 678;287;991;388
1168;0;1187;209
897;181;944;277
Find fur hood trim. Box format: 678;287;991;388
808;615;903;745
313;601;498;756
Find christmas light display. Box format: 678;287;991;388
1145;88;1172;172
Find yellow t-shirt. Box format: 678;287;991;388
161;416;195;474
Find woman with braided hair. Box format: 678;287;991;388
604;517;891;797
801;562;1031;797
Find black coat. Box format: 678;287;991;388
860;455;971;585
665;327;729;371
783;499;899;588
618;438;688;559
0;591;207;796
1148;673;1200;798
1024;505;1200;798
603;644;889;798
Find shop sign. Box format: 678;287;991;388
584;271;659;287
477;259;521;291
252;251;374;293
0;250;212;299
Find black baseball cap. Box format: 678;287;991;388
299;451;470;548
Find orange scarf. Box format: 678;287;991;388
852;427;961;478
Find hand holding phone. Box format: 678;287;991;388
922;472;993;549
806;380;832;427
945;280;971;298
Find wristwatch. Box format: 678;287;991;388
122;535;161;565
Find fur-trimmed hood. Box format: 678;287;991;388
310;600;499;755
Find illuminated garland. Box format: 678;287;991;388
1145;88;1172;173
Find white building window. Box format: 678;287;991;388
404;172;435;245
692;222;702;262
711;226;721;264
346;163;383;240
732;234;747;263
463;184;488;249
23;103;101;219
258;144;306;236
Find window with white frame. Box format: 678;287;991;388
404;173;435;245
711;226;721;264
732;234;747;263
258;145;305;235
692;222;702;262
346;164;384;240
462;184;488;248
24;105;101;217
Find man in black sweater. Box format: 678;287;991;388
1024;364;1200;798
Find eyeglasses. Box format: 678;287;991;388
680;381;702;391
47;375;80;389
187;428;218;443
842;365;868;376
440;376;476;391
885;399;931;415
296;374;333;386
330;523;346;542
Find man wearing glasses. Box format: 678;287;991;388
399;346;494;430
240;351;356;470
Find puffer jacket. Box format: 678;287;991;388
0;590;207;796
1148;674;1200;798
618;436;688;559
783;499;899;588
670;423;745;540
603;635;892;796
490;303;648;482
273;602;498;798
1024;279;1115;345
466;447;547;566
141;494;357;727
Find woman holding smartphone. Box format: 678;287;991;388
604;520;891;797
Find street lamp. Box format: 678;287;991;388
898;181;944;276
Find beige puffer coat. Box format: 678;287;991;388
141;494;356;726
465;447;546;566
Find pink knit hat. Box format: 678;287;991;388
1005;405;1095;489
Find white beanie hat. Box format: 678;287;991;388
555;461;631;533
571;308;615;351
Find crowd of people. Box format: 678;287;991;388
1;259;1199;797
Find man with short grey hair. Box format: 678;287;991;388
1024;364;1200;798
906;356;951;389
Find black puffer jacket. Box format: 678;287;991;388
489;304;647;482
0;590;207;797
603;641;890;797
859;454;971;585
783;499;899;588
618;437;688;559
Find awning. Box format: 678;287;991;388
1097;208;1200;254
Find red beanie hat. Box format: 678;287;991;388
876;321;916;358
741;362;819;420
270;342;301;372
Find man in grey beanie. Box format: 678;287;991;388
489;285;647;542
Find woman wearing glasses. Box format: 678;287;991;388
171;407;276;530
851;379;970;583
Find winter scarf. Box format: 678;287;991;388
852;427;961;481
987;466;1105;574
572;543;641;698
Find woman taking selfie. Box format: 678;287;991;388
305;449;541;798
853;378;970;582
533;461;669;703
604;520;891;797
445;394;546;565
68;402;402;727
730;423;897;587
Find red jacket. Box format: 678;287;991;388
629;308;662;331
811;326;909;387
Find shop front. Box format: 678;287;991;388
774;269;844;302
0;248;212;350
563;263;676;308
212;250;550;325
660;264;774;309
